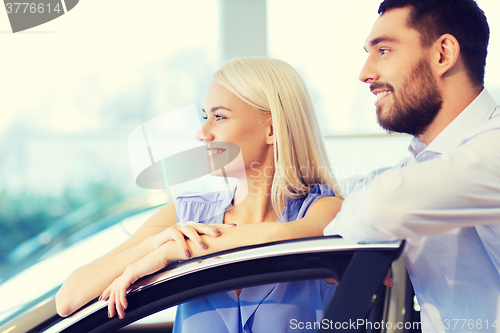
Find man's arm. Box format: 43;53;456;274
337;166;392;198
325;129;500;242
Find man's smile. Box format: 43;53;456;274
372;89;392;105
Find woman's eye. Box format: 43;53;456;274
380;49;389;55
202;113;226;121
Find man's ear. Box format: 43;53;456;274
266;117;274;145
432;33;460;78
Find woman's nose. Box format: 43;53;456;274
195;123;214;142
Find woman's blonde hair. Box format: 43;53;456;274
213;57;342;214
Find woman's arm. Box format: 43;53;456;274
91;201;179;263
56;200;234;317
174;196;342;255
56;235;157;317
267;196;343;241
55;202;179;317
104;196;342;319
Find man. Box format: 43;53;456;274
324;0;500;331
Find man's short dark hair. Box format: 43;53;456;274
378;0;489;87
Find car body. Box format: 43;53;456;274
0;229;420;333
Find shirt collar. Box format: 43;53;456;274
408;88;497;158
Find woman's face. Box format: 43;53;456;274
197;81;273;179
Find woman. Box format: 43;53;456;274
56;57;343;332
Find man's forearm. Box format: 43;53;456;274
326;137;500;242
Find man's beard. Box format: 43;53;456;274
371;59;443;136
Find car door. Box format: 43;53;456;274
8;236;408;333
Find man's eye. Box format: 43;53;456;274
380;49;389;55
202;115;208;120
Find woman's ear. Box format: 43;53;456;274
266;117;274;145
432;33;460;79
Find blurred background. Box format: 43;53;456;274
0;0;499;286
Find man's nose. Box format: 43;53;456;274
359;57;379;83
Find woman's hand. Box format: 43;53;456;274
152;222;236;259
101;242;179;320
101;268;137;320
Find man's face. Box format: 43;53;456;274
359;7;442;136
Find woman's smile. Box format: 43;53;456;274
207;147;226;159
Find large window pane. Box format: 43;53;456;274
268;0;500;179
0;0;218;274
268;0;500;134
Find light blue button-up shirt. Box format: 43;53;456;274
325;89;500;332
